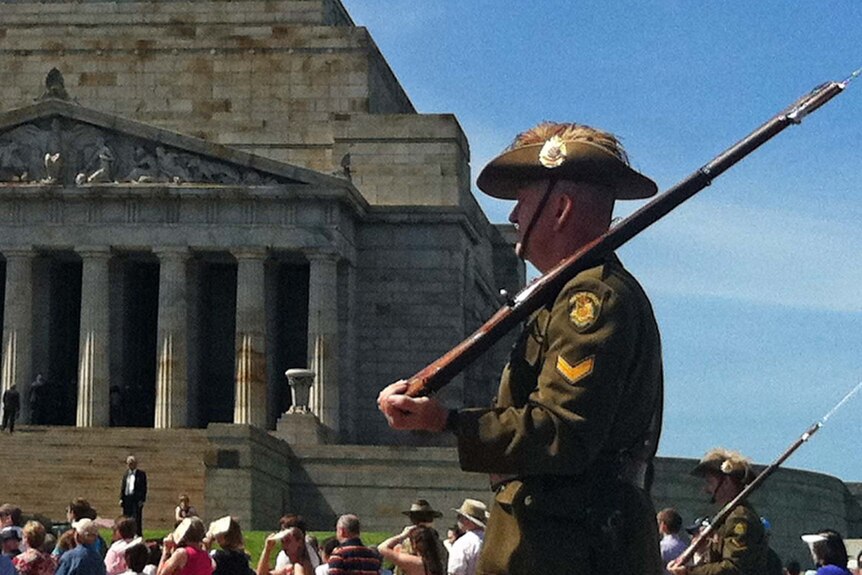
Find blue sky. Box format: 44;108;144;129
342;1;862;481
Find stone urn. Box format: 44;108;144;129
285;368;315;414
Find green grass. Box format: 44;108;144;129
128;530;392;565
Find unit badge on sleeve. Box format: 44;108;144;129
568;291;601;330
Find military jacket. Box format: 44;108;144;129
455;255;663;476
691;503;769;575
452;256;664;574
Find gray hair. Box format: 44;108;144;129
336;514;360;536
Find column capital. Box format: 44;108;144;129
0;247;36;259
305;249;339;263
153;246;191;260
75;246;112;259
231;247;268;261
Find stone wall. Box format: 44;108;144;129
205;423;292;531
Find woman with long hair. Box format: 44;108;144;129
377;526;444;575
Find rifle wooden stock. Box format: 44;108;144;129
670;422;822;568
404;78;848;398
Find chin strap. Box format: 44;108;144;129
518;178;558;261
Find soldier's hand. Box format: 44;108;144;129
667;562;688;575
378;381;448;432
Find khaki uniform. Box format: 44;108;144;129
691;503;769;575
453;256;664;575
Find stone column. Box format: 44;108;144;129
307;251;339;433
154;248;190;428
76;247;112;427
1;248;34;422
233;249;267;428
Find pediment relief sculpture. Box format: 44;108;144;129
0;117;280;187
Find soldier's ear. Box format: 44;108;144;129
553;193;574;232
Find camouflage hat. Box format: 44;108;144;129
691;448;755;484
477;122;657;201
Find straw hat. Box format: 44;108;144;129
452;499;489;529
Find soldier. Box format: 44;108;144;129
668;448;769;575
379;122;664;574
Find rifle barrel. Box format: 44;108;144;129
404;78;848;398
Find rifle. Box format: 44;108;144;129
670;380;862;568
404;69;860;399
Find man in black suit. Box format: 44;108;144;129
119;455;147;535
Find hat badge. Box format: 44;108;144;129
539;135;567;168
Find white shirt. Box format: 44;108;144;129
447;529;483;575
274;542;321;571
125;472;136;495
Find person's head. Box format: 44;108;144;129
42;533;56;554
279;527;306;561
124;543;149;574
56;529;77;554
0;527;21;553
784;559;801;575
22;521;46;550
126;456;138;471
0;505;22;527
278;514;307;534
657;508;683;535
177;495;190;509
802;530;849;568
174;517;206;547
335;514;360;543
319;537;338;563
402;499;443;526
67;498;97;522
691;448;752;505
477;122;656;272
114;516;137;541
446;524;463;544
72;518;100;546
214;518;244;551
452;499;487;533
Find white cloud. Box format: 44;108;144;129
625;199;862;313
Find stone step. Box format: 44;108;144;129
0;426;209;530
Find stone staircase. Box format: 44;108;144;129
0;425;209;531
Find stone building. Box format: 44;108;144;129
0;0;523;445
1;1;859;564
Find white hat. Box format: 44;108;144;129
207;516;232;538
801;533;827;545
121;537;144;552
72;518;100;538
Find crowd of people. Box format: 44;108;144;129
2;446;862;575
0;495;490;575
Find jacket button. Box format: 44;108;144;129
524;495;533;506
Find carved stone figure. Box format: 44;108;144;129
38;68;70;101
43;153;62;184
86;144;115;183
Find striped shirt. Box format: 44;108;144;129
327;538;381;575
